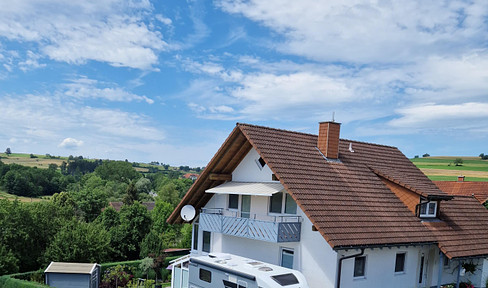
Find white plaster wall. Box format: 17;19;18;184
339;246;428;288
232;148;274;182
298;207;337;288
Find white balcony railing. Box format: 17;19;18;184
199;208;301;243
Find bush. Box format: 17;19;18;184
0;276;49;288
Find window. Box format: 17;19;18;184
354;256;366;277
395;253;406;273
228;194;239;209
256;157;266;170
269;192;297;215
199;268;212;283
202;231;211;253
192;224;199;251
280;248;294;269
284;194;297;214
269;192;283;213
419;202;437;218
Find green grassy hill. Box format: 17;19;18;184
410;156;488;182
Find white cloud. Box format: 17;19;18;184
0;0;170;69
0;93;164;157
216;0;488;63
58;138;84;149
63;77;154;104
389;102;488;130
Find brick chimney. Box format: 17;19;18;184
457;175;465;182
318;121;341;159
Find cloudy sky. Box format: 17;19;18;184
1;0;487;167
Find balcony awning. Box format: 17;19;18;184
205;181;284;196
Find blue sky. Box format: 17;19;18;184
1;0;487;167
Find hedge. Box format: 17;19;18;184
0;276;49;288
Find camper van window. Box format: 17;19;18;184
223;280;237;288
199;268;212;283
203;231;211;253
271;273;299;286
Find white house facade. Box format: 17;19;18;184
169;122;488;288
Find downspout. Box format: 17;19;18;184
336;248;365;288
437;253;443;288
456;260;462;288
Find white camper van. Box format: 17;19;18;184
171;253;309;288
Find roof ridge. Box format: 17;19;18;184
237;123;398;149
236;122;317;137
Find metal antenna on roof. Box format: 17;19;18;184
332;112;335;122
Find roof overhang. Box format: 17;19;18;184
426;195;454;201
205;181;284;196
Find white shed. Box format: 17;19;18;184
44;262;100;288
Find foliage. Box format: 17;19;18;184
62;157;101;178
0;164;74;197
43;218;111;263
5;148;12;155
123;182;139;205
103;202;152;261
95;160;141;183
139;257;154;279
453;158;464;166
480;153;488;160
0;246;19;275
423;153;430;157
100;265;134;288
70;174;108;221
0;276;49;288
462;262;477;274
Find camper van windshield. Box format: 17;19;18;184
271;273;299;286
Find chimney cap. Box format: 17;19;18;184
319;121;341;125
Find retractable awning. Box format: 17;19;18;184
205;181;284;196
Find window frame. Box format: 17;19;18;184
199;268;212;283
394;252;406;274
419;201;437;218
280;247;294;269
268;192;297;215
228;194;239;210
353;255;367;278
202;231;211;253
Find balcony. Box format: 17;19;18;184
199;208;301;243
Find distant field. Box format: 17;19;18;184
411;156;488;181
0;190;47;203
0;153;67;168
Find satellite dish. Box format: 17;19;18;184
180;205;196;222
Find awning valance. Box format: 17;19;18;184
205;181;284;196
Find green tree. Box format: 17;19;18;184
0;246;19;275
454;158;463;166
71;174;108;222
5;147;11;155
95;161;141;183
44;218;111;263
123;182;138;205
110;202;151;260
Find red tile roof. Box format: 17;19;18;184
434;181;488;204
168;123;488;258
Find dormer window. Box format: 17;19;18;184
419;201;437;218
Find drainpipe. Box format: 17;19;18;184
437;253;443;288
456;260;461;288
336;248;365;288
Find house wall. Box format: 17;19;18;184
232;148;274;182
46;273;90;288
339;246;434;288
194;148;338;288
